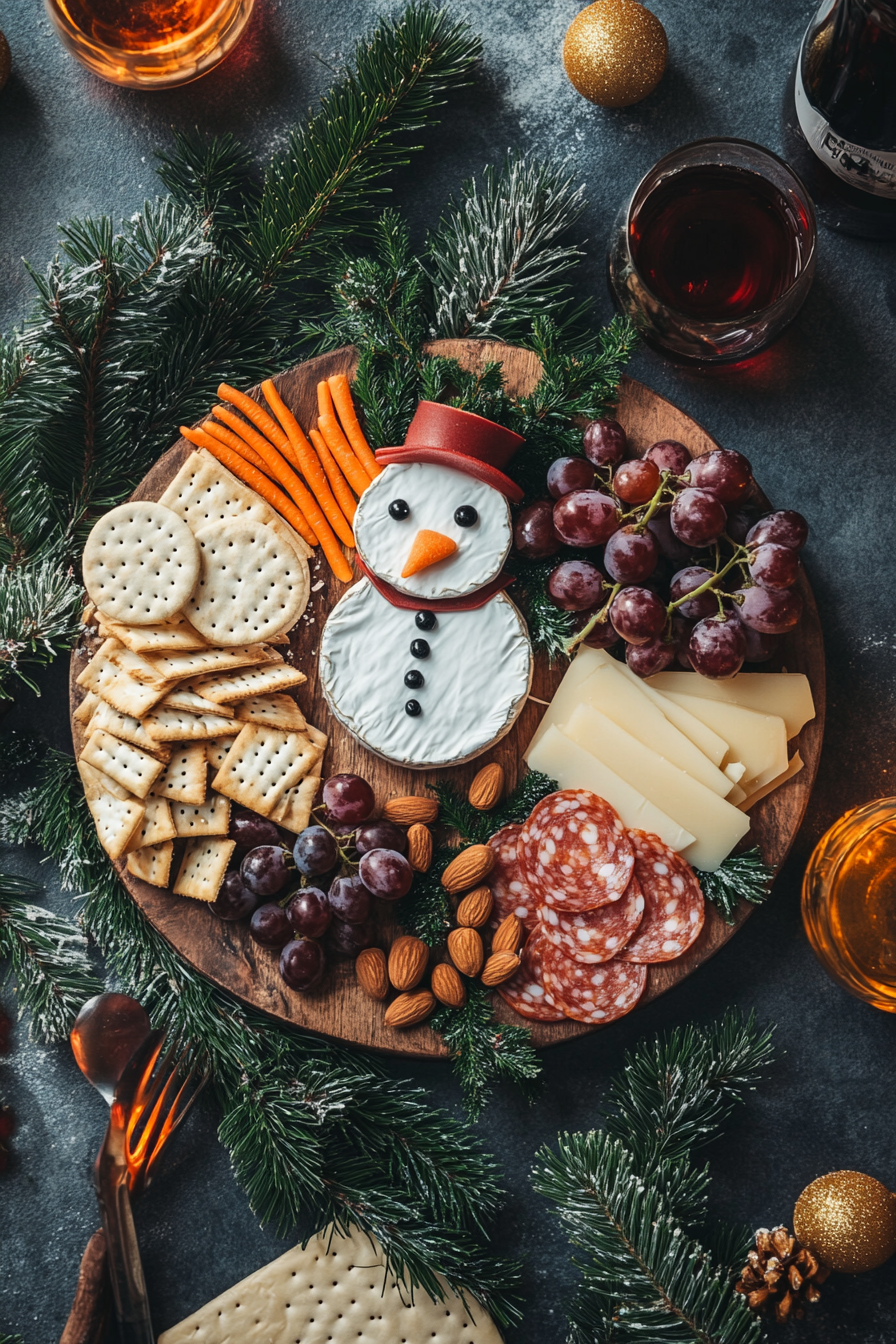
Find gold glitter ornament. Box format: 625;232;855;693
563;0;668;109
794;1171;896;1273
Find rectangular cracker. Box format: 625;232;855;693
75;638;119;687
268;774;321;834
143;707;242;743
151;743;208;806
305;724;328;753
172;792;231;838
159;448;314;562
73;691;99;726
124;796;177;852
85;698;172;759
142;644;274;684
211;723;323;817
80;730;165;800
77;758;132;803
107;642;175;690
205;737;233;771
86;792;145;861
173;837;235;901
104;615;208;653
233;694;306;732
158;687;234;717
192;663;307;705
126;841;174;888
77;652;169;718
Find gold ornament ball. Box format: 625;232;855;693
0;31;10;94
794;1171;896;1274
563;0;668;109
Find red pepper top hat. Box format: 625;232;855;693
375;401;525;503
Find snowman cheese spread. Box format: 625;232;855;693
319;402;534;769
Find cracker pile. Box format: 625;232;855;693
76;450;328;904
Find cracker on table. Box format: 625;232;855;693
124;796;177;852
173;837;235;901
77;758;132;803
126;841;174;888
151;743;208;806
211;723;322;817
204;737;233;771
305;724;328;752
156;1221;504;1344
185;518;309;647
77;649;169;719
73;691;99;726
268;774;321;834
233;693;306;732
107;641;175;690
82;500;200;626
80;729;166;800
86;698;172;759
158;686;234;718
193;662;306;705
86;792;145;862
104;615;207;653
143;644;273;684
143;707;242;743
172;792;231;838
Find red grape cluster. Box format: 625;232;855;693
514;418;809;679
211;773;415;994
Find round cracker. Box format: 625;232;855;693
185;517;309;646
83;502;200;626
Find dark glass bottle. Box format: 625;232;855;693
782;0;896;239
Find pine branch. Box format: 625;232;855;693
0;731;41;794
1;751;522;1326
397;846;457;946
505;554;576;659
425;156;587;342
0;874;103;1042
698;849;773;924
0;554;82;698
430;769;557;845
432;983;541;1121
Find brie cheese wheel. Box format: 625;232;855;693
353;461;512;599
319;580;533;768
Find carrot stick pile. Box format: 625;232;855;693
179;370;379;586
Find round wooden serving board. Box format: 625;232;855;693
69;340;825;1059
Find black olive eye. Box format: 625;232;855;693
389;499;410;520
415;610;436;631
454;505;478;527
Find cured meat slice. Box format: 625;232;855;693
518;789;634;912
539;875;645;964
496;926;566;1022
487;823;537;931
541;942;647;1024
618;829;705;964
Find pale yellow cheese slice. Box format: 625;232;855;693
724;760;746;785
627;670;729;765
647;671;815;741
651;691;788;794
527;724;695;853
564;703;750;871
739;752;804;811
527;646;609;756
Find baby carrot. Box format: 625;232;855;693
200;420;274;478
317;381;373;488
310;426;357;524
212;403;300;471
217;383;292;455
260;380;355;548
183;430;353;584
327;373;381;478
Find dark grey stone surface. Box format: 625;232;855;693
1;0;896;1339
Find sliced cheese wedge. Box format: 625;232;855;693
630;673;729;765
528;647;613;756
527;724;695;853
651;691;788;794
564;703;751;871
739;752;804;811
647;671;815;741
726;782;747;806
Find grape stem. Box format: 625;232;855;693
666;544;750;617
622;471;680;533
563;582;622;656
309;808;361;871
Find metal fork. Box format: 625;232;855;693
94;1030;206;1343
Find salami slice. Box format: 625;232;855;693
518;790;634;912
496;926;566;1022
541;942;647;1024
487;823;538;931
617;830;705;964
539;875;645;964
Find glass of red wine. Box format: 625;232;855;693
607;139;817;365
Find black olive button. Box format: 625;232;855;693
389;499;410;520
405;699;422;717
415;610;436;631
454;505;478;527
404;669;424;689
410;639;430;659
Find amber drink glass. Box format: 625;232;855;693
45;0;254;88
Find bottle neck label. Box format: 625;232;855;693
795;21;896;198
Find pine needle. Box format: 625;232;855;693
432;985;541;1121
698;848;774;924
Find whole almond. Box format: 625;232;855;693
431;963;466;1009
491;912;523;955
447;926;484;977
481;951;521;987
388;935;429;991
383;796;438;826
441;844;495;895
355;947;388;1000
468;762;504;811
406;822;433;873
384;989;436;1028
456;885;493;928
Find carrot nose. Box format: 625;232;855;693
401;529;458;578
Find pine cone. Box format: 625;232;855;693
735;1225;831;1323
